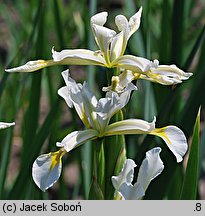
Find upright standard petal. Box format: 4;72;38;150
91;12;108;27
0;122;15;129
112;7;142;58
32;150;65;191
91;24;116;65
111;159;136;191
56;129;99;152
110;31;124;61
136;147;164;193
97;85;136;132
128;7;143;38
58;70;98;128
96;93;121;131
91;11;116;65
115;7;143;40
58;77;89;127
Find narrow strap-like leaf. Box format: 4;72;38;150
180;107;200;199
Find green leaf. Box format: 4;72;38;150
171;0;185;66
8;98;60;199
83;0;97;199
0;128;14;199
183;25;205;69
180;107;200;199
159;0;172;63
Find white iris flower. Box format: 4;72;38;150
5;8;192;86
32;70;187;191
112;147;164;200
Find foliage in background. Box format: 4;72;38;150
0;0;205;199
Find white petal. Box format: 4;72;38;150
91;24;116;63
91;12;108;26
58;86;73;107
91;11;117;63
136;147;164;193
96;93;121;130
114;55;153;72
58;70;85;123
56;129;98;152
118;83;137;105
5;60;55;73
151;64;192;79
104;118;156;136
119;182;145;200
110;7;142;60
58;70;98;128
128;7;143;38
0;122;15;130
115;15;129;39
52;48;105;65
117;70;136;91
111;159;136;191
105;117;187;162
110;31;124;61
32;153;62;191
151;126;188;162
139;74;184;85
115;8;143;39
142;64;193;85
97;86;136;131
6;47;106;73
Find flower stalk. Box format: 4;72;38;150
104;109;126;199
89;138;105;199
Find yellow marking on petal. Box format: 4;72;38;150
78;107;91;129
134;73;141;80
49;149;66;171
146;70;161;79
111;76;120;91
81;116;91;129
114;192;123;200
6;60;56;73
152;128;172;145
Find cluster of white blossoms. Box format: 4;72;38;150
32;70;187;194
6;7;192;199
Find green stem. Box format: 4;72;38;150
104;110;126;200
104;68;126;200
89;139;105;200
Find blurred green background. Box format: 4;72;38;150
0;0;205;199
